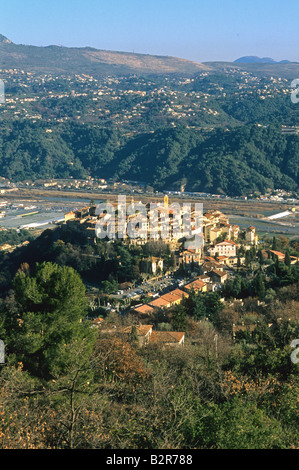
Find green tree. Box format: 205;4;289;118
285;250;291;267
251;272;265;300
100;280;119;294
237;255;241;270
191;398;291;449
6;262;92;379
129;325;139;346
183;290;223;323
245;250;252;268
46;336;99;448
171;304;188;332
257;249;264;266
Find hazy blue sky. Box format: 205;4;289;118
1;0;298;62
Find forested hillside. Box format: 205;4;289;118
0;120;298;196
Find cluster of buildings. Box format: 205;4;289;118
20;177;108;191
63;200;264;324
95;323;185;348
133;288;189;316
132;279;208;317
64;195;205;248
64;200;258;270
131;258;231;318
70;204;262;322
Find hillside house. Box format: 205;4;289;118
269;250;298;264
179;249;202;266
148;288;188;309
208;270;228;284
98;323;185;348
245;226;258;244
151;257;164;274
64;211;76;222
209;240;237;257
149;331;185;347
209;227;222;243
120;324;153;347
183;278;207;293
201;260;223;273
133;304;156;316
139;257;164;275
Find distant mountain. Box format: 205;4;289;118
235;56;292;64
0;34;211;76
1;34;298;79
204;59;299;79
0;34;13;44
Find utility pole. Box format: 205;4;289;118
214;334;218;361
0;340;5;365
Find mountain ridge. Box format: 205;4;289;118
0;121;297;197
234;56;293;64
0;35;211;76
2;34;299;78
0;33;12;44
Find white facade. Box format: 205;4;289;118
209;241;237;257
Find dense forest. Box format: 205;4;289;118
0;120;298;195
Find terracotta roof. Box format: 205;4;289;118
149;289;187;308
223;240;238;246
165;288;187;299
203;261;222;269
198;275;210;281
184;279;206;291
149;297;171;308
149;331;185;344
92;317;104;326
212;240;236;247
121;325;153;336
133;304;155;315
182;250;200;256
269;250;285;258
211;269;227;277
160;293;177;304
204;256;217;262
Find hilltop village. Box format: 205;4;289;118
67;204;246;291
64;197;259;272
58;196;299;348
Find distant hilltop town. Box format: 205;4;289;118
63;197;260;271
